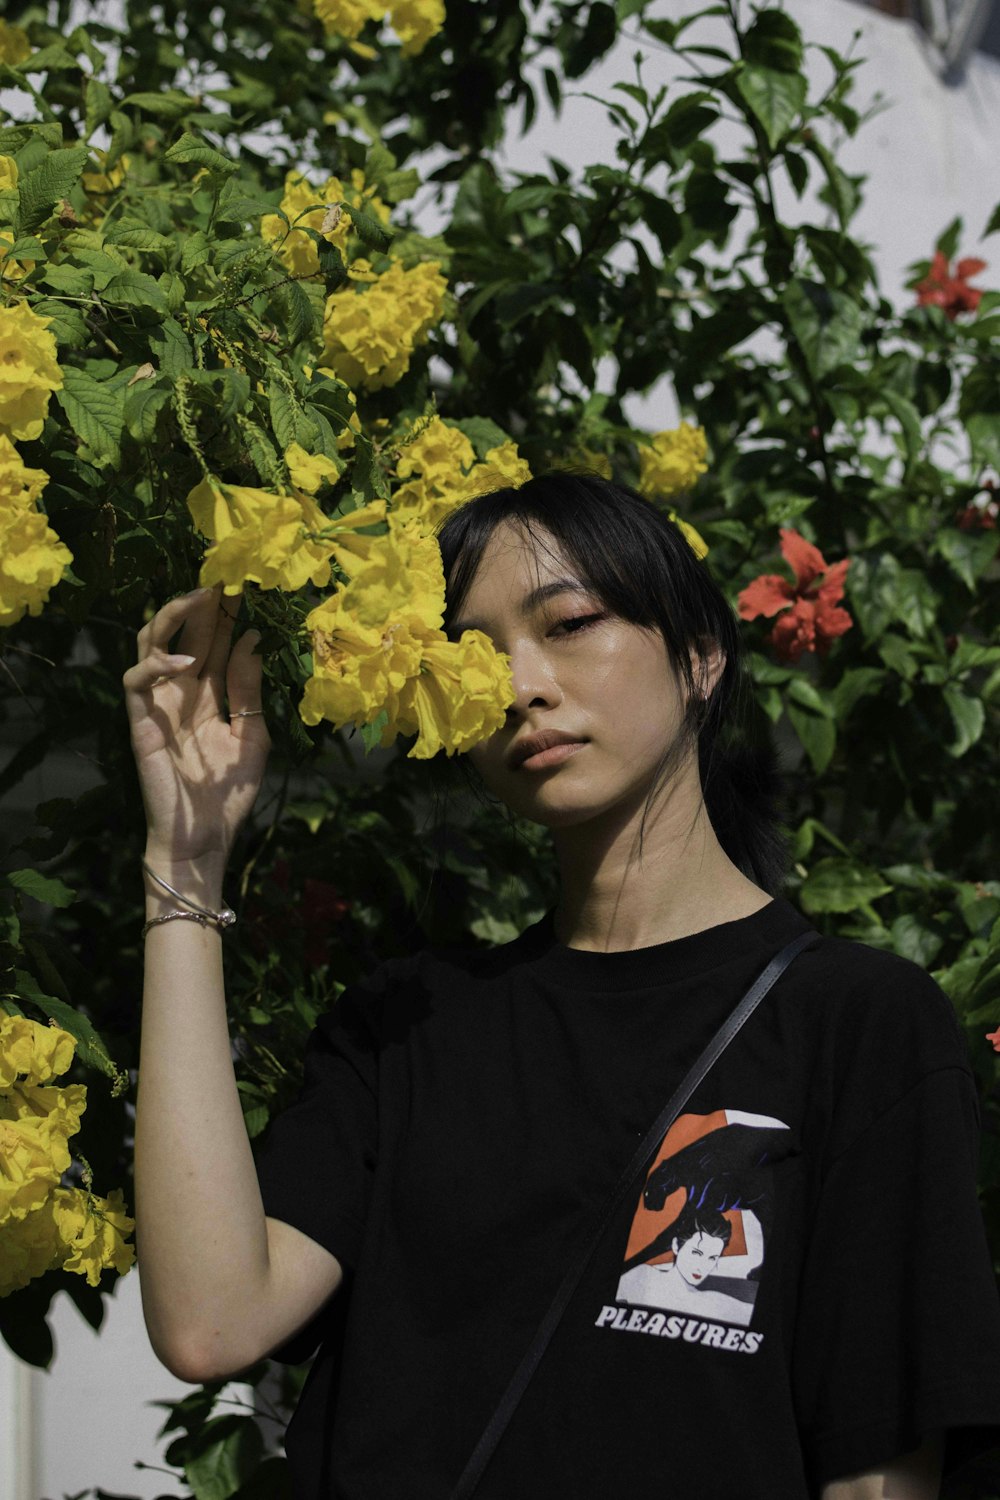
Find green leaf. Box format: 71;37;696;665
101;269;169;314
934;528;1000;592
124;380;172;444
84;78;113;138
121;89;199;118
451;416;513;457
14;971;121;1084
984;202;1000;238
104;220;172;254
6;869;76;907
56;367;125;466
164;132;237;176
799;857;893;915
360;710;389;753
28;297;88;348
942;685;985;757
41;262;95;297
17;145;89;234
343;200;394;253
830;667;887;722
272;277;315;345
783;278;863;379
786;702;836;774
183;1414;264;1500
148;318;193;376
742;9;804;72
735;67;806;149
879;388;922;464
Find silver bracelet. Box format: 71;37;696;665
141;859;236;931
142;910;220;938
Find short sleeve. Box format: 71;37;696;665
792;1064;1000;1491
254;974;383;1276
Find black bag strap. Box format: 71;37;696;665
449;925;821;1500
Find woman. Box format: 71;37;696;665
125;474;1000;1500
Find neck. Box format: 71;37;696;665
549;758;771;952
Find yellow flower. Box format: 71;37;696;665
457;440;531;503
637;422;708;499
666;508;709;560
552;446;612;480
0;302;63;442
0;1014;75;1088
387;0;445;55
262;168;391;279
0;156;17;194
0;20;31;66
322;260;448;391
0;1113;65;1224
81;151;129;196
285;442;342;494
187;477;385;595
0;1196;64;1295
6;1081;88;1154
300;520;514;756
51;1186;136;1287
391;631;513;758
390;416;476;529
0;503;73;628
314;0;385;40
0;435;48;513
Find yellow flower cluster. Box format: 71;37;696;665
313;0;445;55
300;517;513;757
637;421;708;499
81;150;129;197
0;301;64;442
321;259;448;391
0;156;33;284
262;168;391;279
0;423;73;629
0;1013;135;1296
187;472;385;596
391;416;532;532
0;19;31;66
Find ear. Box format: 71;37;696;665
688;636;726;703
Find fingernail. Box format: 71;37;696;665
166;654;197;667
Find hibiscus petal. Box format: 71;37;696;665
737;574;794;620
779;527;828;590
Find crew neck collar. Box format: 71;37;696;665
516;896;813;990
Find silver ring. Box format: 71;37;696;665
230;709;265;718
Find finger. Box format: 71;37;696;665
123;649;198;707
225;631;269;738
137;586;215;663
171;581;227;672
200;589;242;708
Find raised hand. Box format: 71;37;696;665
123;583;271;873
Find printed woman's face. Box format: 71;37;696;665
671;1231;725;1288
448;522;708;830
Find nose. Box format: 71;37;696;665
506;640;561;720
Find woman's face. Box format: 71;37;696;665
447;521;706;829
671;1230;726;1288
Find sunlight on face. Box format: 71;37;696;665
447;521;698;830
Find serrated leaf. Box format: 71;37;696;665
450;416;512;457
735;66;806;149
272;277;315;345
56;367;125;465
14;971;121;1084
6;869;76;907
17;145;89;235
41;262;95;297
2;235;45;262
84;78;113;138
124;381;171;444
344;200;394;252
105;221;172;254
148;318;193;376
28;298;88;348
101;268;169;313
121;89;198;118
164;132;237;176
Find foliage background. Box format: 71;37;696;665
1;0;999;1494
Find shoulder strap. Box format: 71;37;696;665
449;925;821;1500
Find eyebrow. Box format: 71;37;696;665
447;579;592;639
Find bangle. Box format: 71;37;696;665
142;858;236;931
142;910;223;938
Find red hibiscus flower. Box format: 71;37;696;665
737;528;853;664
986;1028;1000;1053
914;250;986;319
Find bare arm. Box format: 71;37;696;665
820;1431;944;1500
127;585;343;1382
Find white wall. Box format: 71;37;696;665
8;3;1000;1497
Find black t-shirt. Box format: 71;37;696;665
254;895;1000;1498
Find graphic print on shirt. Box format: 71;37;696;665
595;1109;791;1349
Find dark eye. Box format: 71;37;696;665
551;613;605;637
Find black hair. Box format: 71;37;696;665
435;470;791;896
668;1204;733;1253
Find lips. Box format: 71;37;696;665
508;729;588;770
